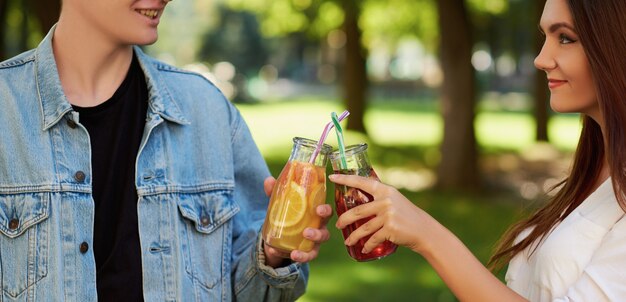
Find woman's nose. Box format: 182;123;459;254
534;42;557;71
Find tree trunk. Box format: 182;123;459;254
20;0;29;52
435;0;480;190
533;0;550;142
0;0;8;60
342;0;367;134
27;0;61;34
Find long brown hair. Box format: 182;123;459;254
489;0;626;270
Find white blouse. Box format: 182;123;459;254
506;178;626;301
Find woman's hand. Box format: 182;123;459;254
330;174;528;302
330;174;432;255
262;176;333;267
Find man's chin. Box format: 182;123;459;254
137;39;158;46
132;33;159;46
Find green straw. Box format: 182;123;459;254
331;112;348;169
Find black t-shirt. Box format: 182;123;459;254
73;54;147;301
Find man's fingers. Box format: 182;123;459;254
303;227;331;243
317;204;333;226
263;243;290;267
291;248;319;263
263;176;276;197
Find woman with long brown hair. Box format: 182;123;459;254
330;0;626;300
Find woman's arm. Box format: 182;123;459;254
330;174;527;302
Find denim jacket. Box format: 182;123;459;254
0;28;307;301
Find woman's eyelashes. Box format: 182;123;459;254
559;33;577;44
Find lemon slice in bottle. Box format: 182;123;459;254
309;184;326;210
270;181;307;228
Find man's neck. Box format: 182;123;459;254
53;15;134;108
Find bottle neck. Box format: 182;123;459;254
330;144;371;174
289;137;329;167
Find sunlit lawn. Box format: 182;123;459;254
238;98;580;158
236;98;580;301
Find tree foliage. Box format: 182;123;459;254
467;0;508;15
198;7;269;76
226;0;339;39
225;0;438;50
360;0;436;51
0;0;59;60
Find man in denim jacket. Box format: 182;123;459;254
0;0;331;301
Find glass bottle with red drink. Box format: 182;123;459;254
330;143;397;261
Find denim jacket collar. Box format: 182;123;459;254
35;26;72;131
35;26;189;131
133;46;190;126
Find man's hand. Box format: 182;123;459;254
262;176;332;268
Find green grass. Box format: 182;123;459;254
237;99;580;159
235;98;579;301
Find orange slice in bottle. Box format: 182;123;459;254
269;181;307;228
309;184;326;211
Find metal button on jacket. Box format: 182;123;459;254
8;218;19;230
200;216;211;227
67;119;77;129
79;242;89;254
74;171;86;182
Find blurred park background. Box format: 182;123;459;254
1;0;581;301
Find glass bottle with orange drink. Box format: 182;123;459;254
330;143;397;261
262;137;332;256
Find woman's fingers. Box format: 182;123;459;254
335;200;379;229
343;215;384;246
362;228;393;254
328;174;388;198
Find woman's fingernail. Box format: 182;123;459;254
328;174;337;180
304;229;314;238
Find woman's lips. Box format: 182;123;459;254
548;79;567;89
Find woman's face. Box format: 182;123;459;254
535;0;599;121
64;0;171;46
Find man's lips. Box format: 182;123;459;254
548;79;567;89
136;9;161;19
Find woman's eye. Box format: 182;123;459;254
559;33;576;44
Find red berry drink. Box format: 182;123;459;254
330;144;397;262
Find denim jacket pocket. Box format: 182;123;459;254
0;193;50;298
176;189;240;290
